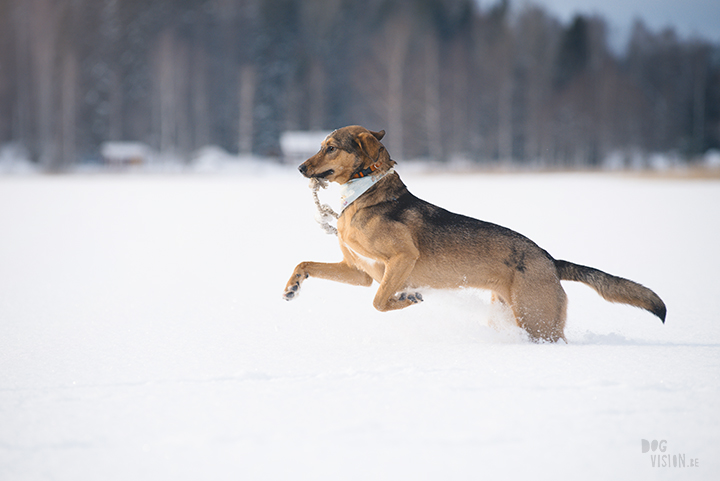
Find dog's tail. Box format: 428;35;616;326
554;260;666;322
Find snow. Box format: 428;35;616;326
705;149;720;169
0;144;37;175
0;169;718;480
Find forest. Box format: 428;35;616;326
1;0;718;170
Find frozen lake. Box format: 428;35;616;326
1;169;718;480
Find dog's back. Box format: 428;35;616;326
344;173;569;342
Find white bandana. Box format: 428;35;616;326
339;168;395;212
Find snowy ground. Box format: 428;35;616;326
1;169;718;480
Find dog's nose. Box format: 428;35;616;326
298;164;308;175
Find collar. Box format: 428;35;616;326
350;160;382;179
340;167;394;212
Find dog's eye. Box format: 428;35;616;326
326;146;336;153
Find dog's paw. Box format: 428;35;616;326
283;283;299;301
283;272;308;301
398;292;423;304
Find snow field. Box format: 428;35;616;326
0;170;718;480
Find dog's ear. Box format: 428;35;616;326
370;130;385;141
356;131;384;161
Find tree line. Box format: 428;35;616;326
1;0;718;170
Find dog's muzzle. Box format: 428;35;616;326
299;163;333;179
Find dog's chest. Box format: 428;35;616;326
340;238;385;281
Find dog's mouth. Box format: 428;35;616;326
312;169;334;179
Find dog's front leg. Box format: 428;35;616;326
283;261;373;300
372;252;421;312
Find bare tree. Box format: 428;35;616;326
385;15;412;160
238;64;257;155
191;44;210;150
30;0;59;167
424;31;443;161
9;0;33;153
59;50;77;169
154;30;176;154
692;44;708;153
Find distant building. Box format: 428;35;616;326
100;142;152;166
279;131;331;163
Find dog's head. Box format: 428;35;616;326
298;125;395;184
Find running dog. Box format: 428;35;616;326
283;125;666;342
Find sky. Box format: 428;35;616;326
511;0;720;51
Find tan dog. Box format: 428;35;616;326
283;125;666;342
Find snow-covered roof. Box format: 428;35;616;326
100;142;151;160
280;131;331;158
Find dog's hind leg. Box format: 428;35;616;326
509;277;568;343
283;261;373;300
